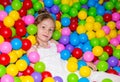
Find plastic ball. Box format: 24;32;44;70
22;76;34;82
102;26;110;35
70;22;78;32
57;43;65;53
0;4;4;10
78;60;87;70
11;0;22;10
107;69;118;75
14;76;21;82
3;16;15;27
34;61;45;73
52;30;61;40
67;62;78;72
72;48;82;59
23;0;33;10
99;52;109;61
104;45;113;56
50;5;60;14
24;15;35;25
86;31;95;40
10;27;16;37
78;77;89;82
27;24;38;35
70;33;80;46
28;51;40;63
69;7;78;17
33;1;43;11
8;51;18;63
80;0;88;4
31;72;42;82
61;17;70;27
22;39;31;51
16;60;28;71
86;16;95;23
107;21;116;30
5;5;13;13
116;21;120;30
78;10;87;20
43;77;54;82
1;74;14;82
59;35;69;45
6;64;18;76
60;4;70;14
54;76;63;82
79;66;91;77
83;51;94;62
13;49;24;58
82;43;92;52
9;10;20;21
88;7;96;17
93;46;103;56
102;78;113;82
21;55;30;65
105;1;114;10
68;57;78;63
108;56;119;67
18;7;27;17
65;44;74;53
90;38;100;47
109;29;117;38
79;33;88;43
41;71;52;80
16;26;26;36
97;5;105;16
55;20;61;30
0;65;6;77
96;29;105;38
110;38;119;46
97;61;108;71
44;0;53;7
103;13;112;22
60;49;71;60
27;8;35;15
113;49;120;59
99;37;108;47
0;42;12;54
27;35;37;45
11;38;22;50
22;66;34;76
67;73;78;82
61;28;71;36
112;12;120;21
0;11;7;21
95;15;103;23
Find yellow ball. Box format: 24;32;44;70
22;76;34;82
3;16;15;27
6;64;18;76
118;30;120;35
86;31;95;40
99;0;104;4
0;35;4;44
16;60;28;71
67;62;78;72
43;77;55;82
105;35;111;42
76;25;86;34
79;66;91;77
78;10;87;20
85;22;94;31
109;29;117;38
116;45;120;49
93;22;102;31
96;29;105;38
8;51;18;63
68;57;78;63
9;10;20;21
27;35;37;45
107;21;116;30
86;16;95;23
61;0;70;4
19;76;25;81
13;49;24;58
92;46;103;56
55;20;61;30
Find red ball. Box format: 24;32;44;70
0;0;10;7
0;21;5;30
93;56;98;62
23;0;33;10
103;45;113;56
112;8;117;13
42;71;52;80
14;19;25;28
103;13;112;22
70;17;78;23
22;66;34;75
107;69;118;75
16;26;26;36
69;22;78;31
0;27;12;39
18;7;27;17
0;53;10;66
22;39;31;51
56;12;61;21
72;48;82;59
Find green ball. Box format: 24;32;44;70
88;7;96;17
10;27;16;37
102;78;113;82
31;0;38;4
95;15;103;23
61;14;70;18
115;1;120;10
27;24;38;35
67;73;78;82
52;30;61;40
14;77;21;82
99;52;109;61
69;8;78;17
34;62;46;73
109;44;116;51
80;0;88;4
110;0;117;4
54;0;61;5
72;2;81;11
90;38;100;47
97;61;108;71
105;1;114;10
0;65;6;77
0;4;4;10
99;37;108;47
78;20;86;25
11;0;22;10
33;1;43;11
27;8;35;15
113;49;120;59
61;4;70;14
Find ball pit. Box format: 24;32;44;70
0;0;120;82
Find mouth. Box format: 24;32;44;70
43;34;49;38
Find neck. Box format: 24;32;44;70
37;37;49;48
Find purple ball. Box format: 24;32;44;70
31;72;42;82
54;76;63;82
50;5;60;14
82;5;88;9
108;56;119;67
59;35;69;45
66;44;74;53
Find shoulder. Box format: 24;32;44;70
50;39;59;45
27;45;37;55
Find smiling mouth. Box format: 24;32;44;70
43;35;49;38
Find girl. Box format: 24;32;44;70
27;9;120;82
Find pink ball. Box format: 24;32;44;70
0;42;12;54
112;12;120;21
0;11;8;21
83;51;94;62
94;60;99;65
61;27;71;36
28;51;40;63
1;74;14;82
24;15;35;25
116;21;120;30
102;26;110;35
117;34;120;42
57;43;65;52
110;38;119;46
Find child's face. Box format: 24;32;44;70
37;18;55;42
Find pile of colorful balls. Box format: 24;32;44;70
0;0;120;82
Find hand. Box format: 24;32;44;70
87;62;97;71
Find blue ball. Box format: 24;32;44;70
87;0;95;7
97;5;105;16
51;13;56;20
79;33;88;43
21;55;30;65
61;17;70;27
11;38;22;50
43;0;53;8
60;49;71;60
113;66;120;73
78;77;90;82
78;60;87;70
82;44;92;52
70;33;80;46
75;43;83;50
5;5;13;14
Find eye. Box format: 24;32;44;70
41;26;45;29
49;28;54;32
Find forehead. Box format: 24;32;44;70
39;18;55;26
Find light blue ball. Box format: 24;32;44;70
60;49;71;60
78;77;90;82
11;38;22;50
5;5;13;13
97;6;105;16
82;43;92;52
43;0;54;8
21;55;30;65
79;33;88;43
70;33;80;46
78;60;87;70
61;17;70;27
